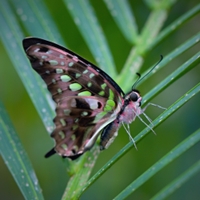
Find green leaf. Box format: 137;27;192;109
0;1;199;199
114;127;200;199
0;101;44;200
151;160;200;200
117;8;168;90
79;82;200;195
148;3;200;50
103;0;138;43
64;0;117;76
61;145;99;200
143;52;200;104
117;4;200;90
10;0;64;44
0;0;55;132
137;9;167;54
144;0;177;9
138;32;200;85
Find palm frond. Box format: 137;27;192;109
0;1;199;199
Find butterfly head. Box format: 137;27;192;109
125;89;142;107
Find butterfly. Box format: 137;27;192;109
23;37;163;160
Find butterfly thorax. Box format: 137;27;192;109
119;90;143;124
100;90;143;150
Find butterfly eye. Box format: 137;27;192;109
130;92;138;102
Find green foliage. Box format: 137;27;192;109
0;0;199;199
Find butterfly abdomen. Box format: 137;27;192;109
100;121;120;150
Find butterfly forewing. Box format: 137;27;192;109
23;37;124;159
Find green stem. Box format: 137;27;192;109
117;9;167;91
62;145;100;200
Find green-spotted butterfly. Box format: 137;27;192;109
23;37;163;160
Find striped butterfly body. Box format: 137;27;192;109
23;37;147;160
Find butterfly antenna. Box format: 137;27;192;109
132;55;163;90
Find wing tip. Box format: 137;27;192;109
22;37;39;51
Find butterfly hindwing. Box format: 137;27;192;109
23;37;124;158
52;96;119;158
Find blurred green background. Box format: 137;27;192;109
0;0;199;199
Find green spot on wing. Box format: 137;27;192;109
98;91;105;96
49;60;58;66
103;99;116;112
68;62;74;67
61;75;71;82
60;61;65;66
60;119;66;126
78;91;92;96
71;135;76;141
107;99;115;108
108;89;114;100
61;144;68;150
63;109;70;116
42;55;48;59
81;111;88;116
56;69;64;74
101;83;107;90
93;111;107;123
104;105;112;112
72;125;78;131
74;118;79;123
89;73;95;79
52;79;56;84
83;69;88;74
75;73;81;78
69;83;82;91
57;88;62;94
87;82;92;87
59;131;65;139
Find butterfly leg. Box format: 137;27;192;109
122;123;137;150
139;102;166;134
142;102;166;112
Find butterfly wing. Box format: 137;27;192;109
23;37;124;159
